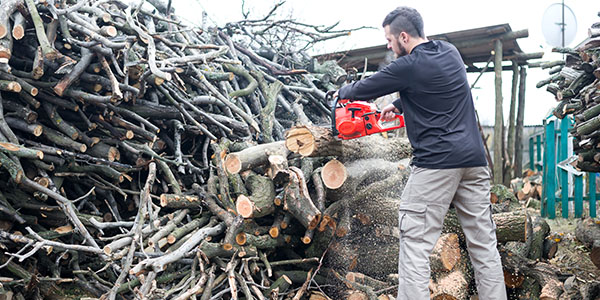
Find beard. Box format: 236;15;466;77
395;41;409;58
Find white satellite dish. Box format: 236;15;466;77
541;2;577;47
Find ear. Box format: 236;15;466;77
400;32;409;43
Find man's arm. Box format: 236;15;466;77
338;57;411;100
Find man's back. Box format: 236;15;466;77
338;40;487;169
396;40;487;169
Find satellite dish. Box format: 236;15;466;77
541;2;577;47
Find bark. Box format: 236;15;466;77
224;141;288;174
429;233;461;272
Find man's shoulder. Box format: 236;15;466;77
430;39;457;50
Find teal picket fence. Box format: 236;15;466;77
539;116;598;219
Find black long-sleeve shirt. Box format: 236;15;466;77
338;40;487;169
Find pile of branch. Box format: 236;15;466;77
537;17;600;172
0;0;401;299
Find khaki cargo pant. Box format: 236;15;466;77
397;166;507;300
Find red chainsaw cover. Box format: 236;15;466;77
334;100;405;140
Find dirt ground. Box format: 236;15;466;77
546;217;600;283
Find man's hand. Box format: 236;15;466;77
380;103;400;122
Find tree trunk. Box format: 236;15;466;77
285;125;411;160
493;39;504;184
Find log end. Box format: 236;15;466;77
32;125;43;137
108;147;120;162
308;214;321;231
12;26;24;40
284;127;316;156
235;232;247;245
269;227;279;238
280;219;289;230
167;235;176;244
503;269;525;289
160;194;173;207
236;194;254;218
321;159;347;189
80;144;88;153
301;236;312;244
101;26;118;37
224;154;242;174
103;246;112;255
222;243;233;251
318;216;330;232
8;82;21;93
0;26;6;40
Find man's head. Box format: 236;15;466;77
382;7;426;57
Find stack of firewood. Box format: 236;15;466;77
537;18;600;172
0;0;415;299
510;170;543;209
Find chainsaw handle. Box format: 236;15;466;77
330;94;339;137
378;114;405;131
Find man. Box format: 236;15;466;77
335;6;507;300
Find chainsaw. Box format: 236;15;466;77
329;94;405;140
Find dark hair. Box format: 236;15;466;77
382;6;424;38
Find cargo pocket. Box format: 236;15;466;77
398;202;427;242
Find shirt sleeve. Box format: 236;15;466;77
392;98;403;113
338;57;412;100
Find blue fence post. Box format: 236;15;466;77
591;173;597;218
544;120;556;219
560;118;570;218
529;137;534;171
575;175;583;218
536;135;542;172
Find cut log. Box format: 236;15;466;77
575;218;600;248
543;238;558;260
285;125;411;160
591;240;600;269
444;208;529;244
224;141;288;174
285;124;341;157
236;171;275;218
321;159;347;189
429;269;468;300
429;233;461;272
160;194;202;209
527;216;551;260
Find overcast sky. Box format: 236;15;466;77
173;0;599;126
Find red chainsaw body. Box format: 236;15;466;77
334;99;405;140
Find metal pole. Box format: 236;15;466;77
562;0;565;48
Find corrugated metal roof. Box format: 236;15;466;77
315;24;529;73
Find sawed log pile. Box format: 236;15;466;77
0;0;408;299
537;15;600;173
